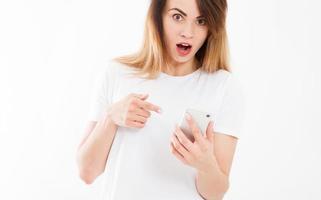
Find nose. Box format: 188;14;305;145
180;22;194;39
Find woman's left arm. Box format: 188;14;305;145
170;113;238;200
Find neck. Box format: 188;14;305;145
163;58;200;76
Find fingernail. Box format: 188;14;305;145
157;108;162;114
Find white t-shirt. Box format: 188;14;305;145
87;60;245;200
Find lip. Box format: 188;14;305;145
176;42;192;48
176;42;192;56
176;45;192;56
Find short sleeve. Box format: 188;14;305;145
87;65;111;122
213;73;246;139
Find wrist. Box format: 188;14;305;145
198;156;219;175
101;108;118;130
106;116;117;129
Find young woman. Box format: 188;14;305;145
76;0;245;199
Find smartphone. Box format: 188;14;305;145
179;108;213;142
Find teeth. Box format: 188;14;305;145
177;43;191;49
181;43;190;47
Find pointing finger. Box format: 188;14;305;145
137;98;162;114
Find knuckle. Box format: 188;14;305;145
182;140;189;149
143;111;150;118
180;138;187;145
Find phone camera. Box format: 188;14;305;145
206;114;210;118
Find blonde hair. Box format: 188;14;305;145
114;0;231;79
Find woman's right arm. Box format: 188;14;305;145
76;113;118;184
76;93;161;184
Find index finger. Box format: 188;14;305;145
136;98;162;113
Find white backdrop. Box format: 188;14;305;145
0;0;320;199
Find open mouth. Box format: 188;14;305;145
176;43;192;50
176;43;192;56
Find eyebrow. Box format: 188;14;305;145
168;8;204;19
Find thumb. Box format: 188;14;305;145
206;121;214;142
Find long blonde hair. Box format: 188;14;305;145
114;0;231;79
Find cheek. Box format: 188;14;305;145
163;20;175;43
195;31;208;49
164;28;180;47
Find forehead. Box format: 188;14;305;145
165;0;201;17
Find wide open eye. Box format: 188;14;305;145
172;14;184;21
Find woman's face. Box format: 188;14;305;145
162;0;209;66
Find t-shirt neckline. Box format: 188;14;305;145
159;68;201;80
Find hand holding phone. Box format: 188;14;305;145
179;108;213;142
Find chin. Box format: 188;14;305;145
174;53;194;62
174;55;193;63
